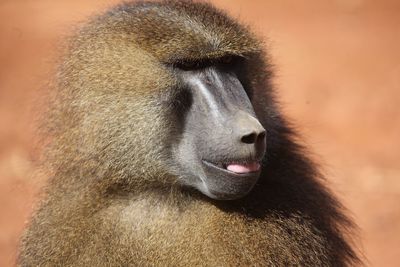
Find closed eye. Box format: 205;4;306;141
174;60;212;71
173;55;245;71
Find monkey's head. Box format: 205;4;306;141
57;1;273;200
171;54;267;200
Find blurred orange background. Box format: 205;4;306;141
1;0;399;266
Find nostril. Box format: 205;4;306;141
241;132;258;144
241;130;266;145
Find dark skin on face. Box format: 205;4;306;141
171;56;266;200
18;1;359;266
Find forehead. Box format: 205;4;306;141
102;1;262;63
63;2;266;98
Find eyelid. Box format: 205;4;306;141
219;56;231;64
173;55;245;71
174;60;208;70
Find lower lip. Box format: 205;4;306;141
202;160;261;176
225;162;261;174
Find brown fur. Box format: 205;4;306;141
18;1;359;266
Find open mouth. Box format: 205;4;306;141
202;159;261;176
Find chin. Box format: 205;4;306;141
196;160;262;200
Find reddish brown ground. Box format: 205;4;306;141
1;1;399;266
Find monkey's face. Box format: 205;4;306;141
169;56;266;200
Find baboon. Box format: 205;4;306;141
18;1;359;266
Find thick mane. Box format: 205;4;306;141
18;1;360;266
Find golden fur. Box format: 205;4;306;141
18;1;359;266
